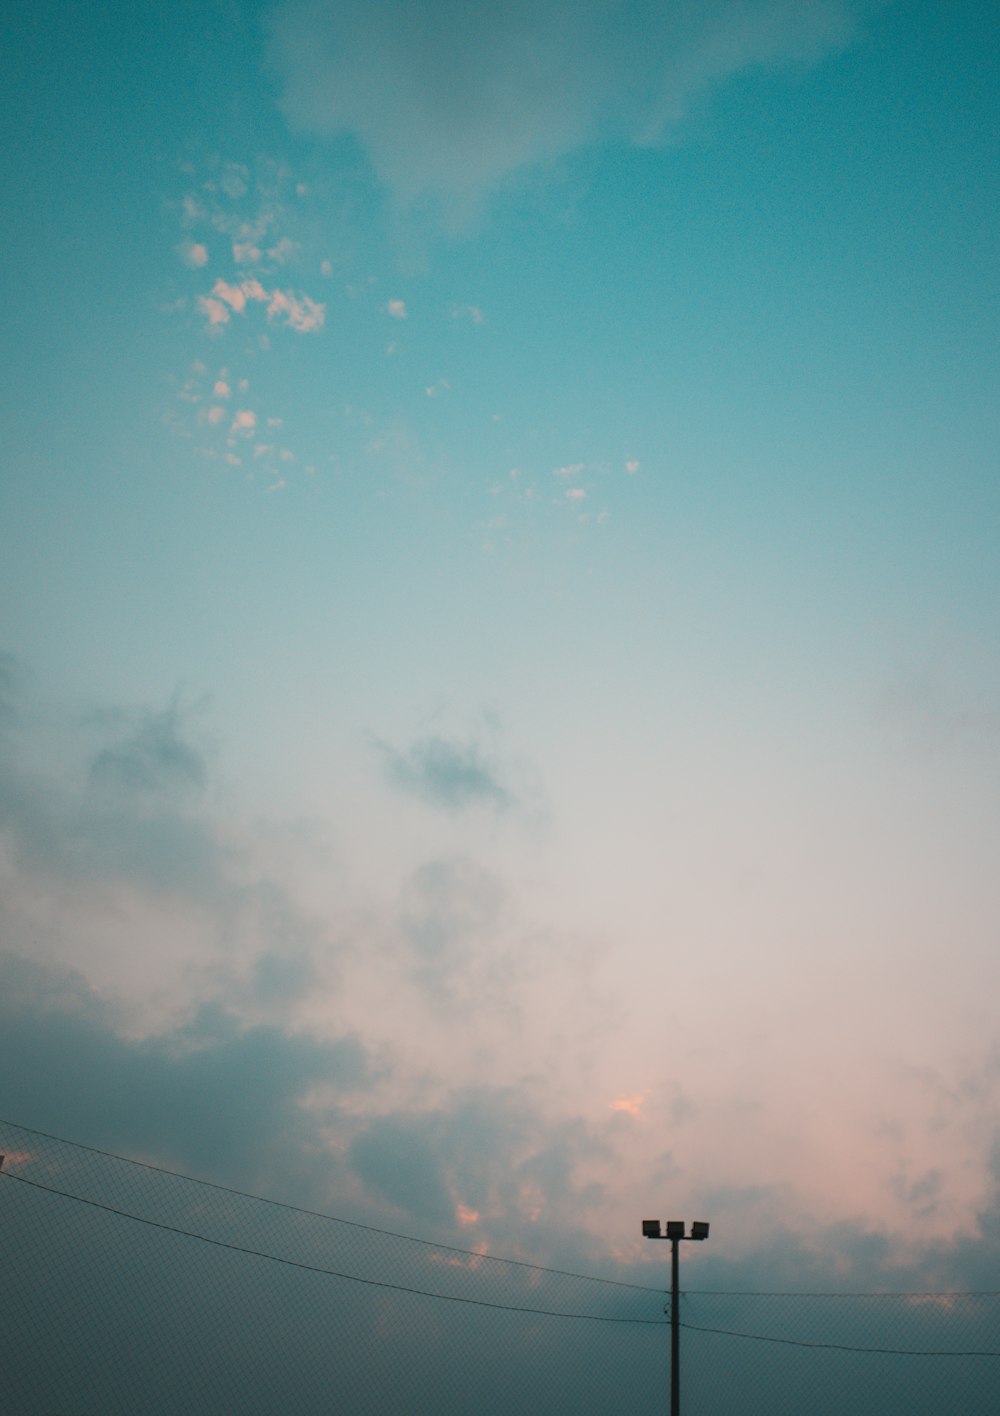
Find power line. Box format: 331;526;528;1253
3;1118;998;1314
0;1116;661;1295
679;1319;1000;1359
0;1170;666;1327
685;1289;1000;1298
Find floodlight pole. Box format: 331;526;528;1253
670;1233;681;1416
641;1220;709;1416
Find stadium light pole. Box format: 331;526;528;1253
641;1219;709;1416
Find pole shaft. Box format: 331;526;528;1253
670;1237;680;1416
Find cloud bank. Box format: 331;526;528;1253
267;0;859;205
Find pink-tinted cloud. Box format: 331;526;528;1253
386;299;408;320
198;295;230;327
212;278;270;313
230;409;257;436
565;487;587;501
199;276;323;332
241;279;269;304
553;463;584;478
212;280;248;313
625;459;640;473
451;303;485;325
267;289;325;332
179;240;209;268
233;242;262;264
213;380;231;399
610;1094;644;1116
204;406;226;425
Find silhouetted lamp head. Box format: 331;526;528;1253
641;1219;662;1238
665;1220;686;1239
690;1221;710;1240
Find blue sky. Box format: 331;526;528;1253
2;0;1000;1333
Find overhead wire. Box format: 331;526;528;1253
0;1170;666;1326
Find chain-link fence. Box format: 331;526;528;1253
2;1119;998;1415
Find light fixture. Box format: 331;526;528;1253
640;1215;711;1415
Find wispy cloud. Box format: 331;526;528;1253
378;734;512;813
89;706;206;797
451;303;485;325
268;0;859;208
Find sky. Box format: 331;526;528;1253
1;0;999;1379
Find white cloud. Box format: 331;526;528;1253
386;299;408;320
267;0;858;207
552;463;584;478
625;459;640;474
565;487;587;501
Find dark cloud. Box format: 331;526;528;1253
379;734;512;812
350;1115;457;1229
89;704;207;795
267;0;859;209
0;683;342;1033
0;952;369;1202
349;1088;609;1250
0;694;220;897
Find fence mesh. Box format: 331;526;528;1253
1;1119;998;1415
